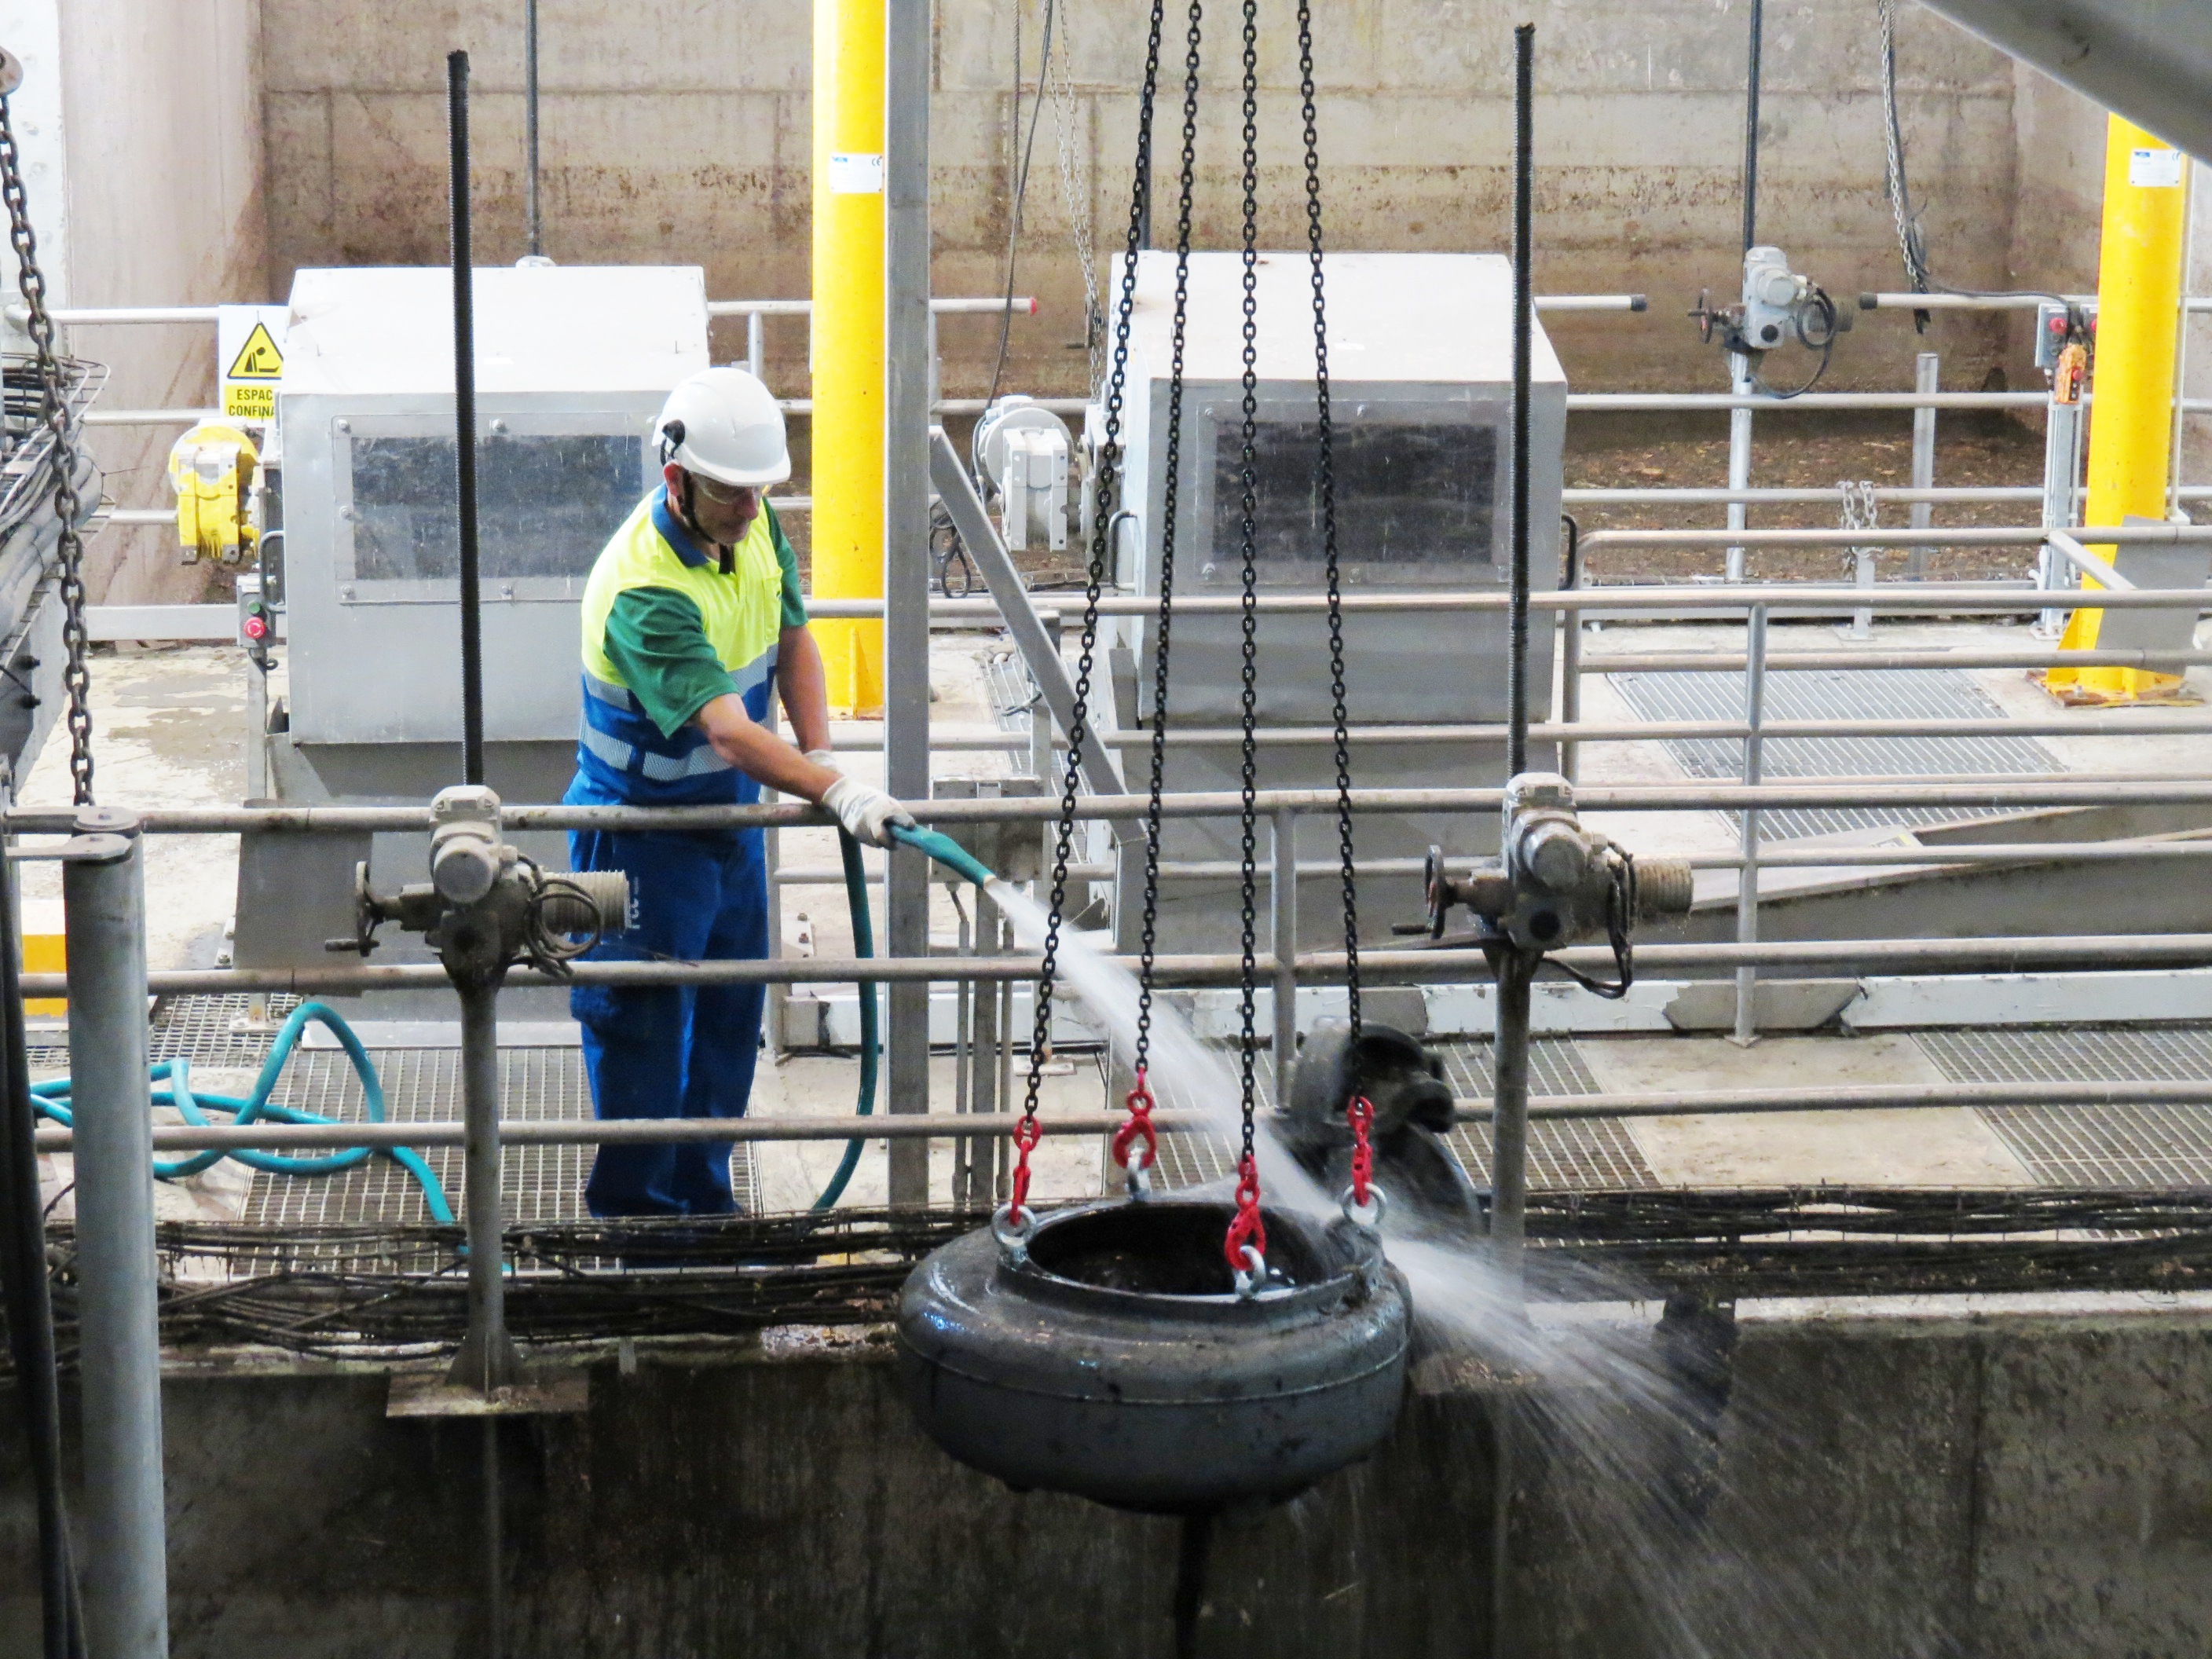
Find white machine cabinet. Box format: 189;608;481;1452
1103;251;1568;953
277;264;709;747
238;265;709;984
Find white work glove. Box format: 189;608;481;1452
820;772;916;849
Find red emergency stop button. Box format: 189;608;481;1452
243;615;267;640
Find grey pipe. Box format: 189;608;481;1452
1733;603;1768;1046
522;0;541;258
1489;949;1536;1289
44;1071;2212;1155
1272;808;1298;1097
447;979;519;1391
62;811;168;1659
28;929;2212;1002
33;769;2212;839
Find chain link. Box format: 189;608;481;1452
1128;0;1204;1101
0;91;91;804
1043;2;1103;393
1009;0;1170;1218
1233;0;1262;1184
1840;477;1879;578
1295;0;1357;1046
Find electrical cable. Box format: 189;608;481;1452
1747;284;1837;398
983;0;1058;424
1877;0;2071;317
29;1002;456;1225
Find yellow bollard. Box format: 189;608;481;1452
810;0;888;716
2044;115;2191;705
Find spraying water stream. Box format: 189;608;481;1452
984;876;1825;1657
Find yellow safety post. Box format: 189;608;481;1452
810;0;887;716
2045;115;2191;705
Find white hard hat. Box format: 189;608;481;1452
656;367;790;488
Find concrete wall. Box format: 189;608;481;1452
258;0;2037;409
5;0;268;604
3;1302;2210;1656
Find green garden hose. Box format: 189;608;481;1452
809;823;994;1210
810;831;878;1210
31;1000;455;1225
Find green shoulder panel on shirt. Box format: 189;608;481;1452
765;500;808;629
601;586;736;738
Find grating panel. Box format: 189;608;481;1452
1149;1039;1654;1195
980;650;1039;735
1607;668;2059;842
1917;1027;2212;1188
1434;1038;1657;1190
240;1046;760;1262
1148;1051;1273;1193
28;992;302;1073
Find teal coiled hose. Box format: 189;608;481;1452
808;824;994;1210
31;1000;455;1225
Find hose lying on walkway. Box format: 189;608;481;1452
30;1000;454;1225
809;825;994;1211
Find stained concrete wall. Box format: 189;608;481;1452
2;1302;2209;1656
259;0;2038;409
2;0;267;605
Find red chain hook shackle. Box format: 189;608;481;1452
1346;1094;1375;1210
1223;1155;1267;1277
1112;1067;1160;1174
1006;1113;1045;1225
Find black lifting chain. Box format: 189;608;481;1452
1129;0;1205;1096
1013;0;1169;1159
1233;0;1261;1170
1295;0;1357;1045
0;75;91;805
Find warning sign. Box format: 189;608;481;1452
217;304;288;423
227;321;283;379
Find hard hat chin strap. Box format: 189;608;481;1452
670;469;736;576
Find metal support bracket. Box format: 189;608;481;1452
929;426;1129;811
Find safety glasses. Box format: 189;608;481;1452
691;474;760;507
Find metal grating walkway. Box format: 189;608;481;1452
236;1046;759;1254
1917;1027;2212;1188
1435;1037;1656;1190
1607;668;2060;841
1151;1038;1654;1195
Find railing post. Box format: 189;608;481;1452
1271;807;1298;1101
2038;392;2087;637
1733;603;1769;1046
1725;352;1755;582
1906;352;1939;578
746;309;765;381
64;808;170;1659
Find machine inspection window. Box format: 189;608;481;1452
345;433;647;585
1206;419;1498;585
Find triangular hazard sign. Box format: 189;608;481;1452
226;321;284;380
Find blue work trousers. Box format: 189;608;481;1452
566;778;768;1217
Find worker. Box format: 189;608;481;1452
565;366;912;1217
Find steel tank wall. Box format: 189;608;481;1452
2;1303;2209;1656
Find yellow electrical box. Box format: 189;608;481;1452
167;421;261;564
